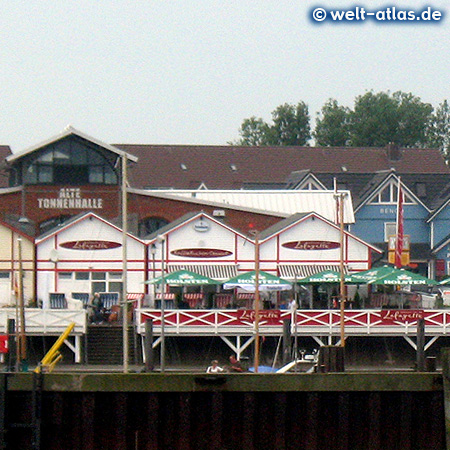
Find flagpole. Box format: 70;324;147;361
395;177;404;269
338;193;346;347
254;231;260;373
122;152;129;373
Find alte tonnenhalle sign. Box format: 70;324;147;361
37;188;104;210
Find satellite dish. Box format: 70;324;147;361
49;249;59;263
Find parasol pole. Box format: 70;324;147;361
254;231;260;373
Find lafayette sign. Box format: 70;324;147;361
380;309;424;323
60;241;121;250
237;310;281;325
171;248;232;258
282;241;340;250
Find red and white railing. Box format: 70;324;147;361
136;309;450;337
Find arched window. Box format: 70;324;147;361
138;217;169;238
23;137;118;186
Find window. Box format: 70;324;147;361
384;222;396;242
92;272;106;280
58;272;72;280
92;282;106;293
75;272;90;280
21;137;118;186
109;272;122;279
369;181;414;205
0;272;10;279
60;271;123;295
138;217;169;237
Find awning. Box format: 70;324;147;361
168;264;238;281
278;264;348;280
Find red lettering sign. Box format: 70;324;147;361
282;241;340;250
171;248;232;258
60;241;122;250
380;309;424;323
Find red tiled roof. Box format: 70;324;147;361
115;144;449;190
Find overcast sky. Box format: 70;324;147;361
1;1;449;152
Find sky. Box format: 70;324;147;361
0;0;449;152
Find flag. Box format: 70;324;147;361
13;273;19;298
395;179;404;268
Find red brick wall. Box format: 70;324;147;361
0;186;281;235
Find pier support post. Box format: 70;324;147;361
441;348;450;449
145;319;154;372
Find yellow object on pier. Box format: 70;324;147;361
34;322;76;373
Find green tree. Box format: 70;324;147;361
349;91;433;147
314;99;351;146
271;102;311;145
427;100;450;160
349;91;400;147
236;116;273;146
235;102;311;146
393;91;433;147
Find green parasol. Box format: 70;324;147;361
297;269;342;284
368;268;438;286
145;269;220;286
223;270;292;292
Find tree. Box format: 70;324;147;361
314;99;351;146
393;91;433;147
427;100;450;160
349;91;400;147
235;102;311;146
236;116;273;146
349;91;433;147
270;102;311;145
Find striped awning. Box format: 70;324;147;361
278;264;348;280
167;264;238;281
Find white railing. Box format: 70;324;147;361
0;308;87;335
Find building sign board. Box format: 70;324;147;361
237;309;281;325
171;248;232;258
37;188;103;210
282;241;340;250
60;241;121;250
380;309;423;323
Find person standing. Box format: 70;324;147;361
89;292;104;324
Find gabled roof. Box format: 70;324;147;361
35;211;144;245
7;126;138;164
115;144;449;190
258;212;382;253
286;170;326;190
354;170;430;213
144;211;248;242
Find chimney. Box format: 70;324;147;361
385;142;401;161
